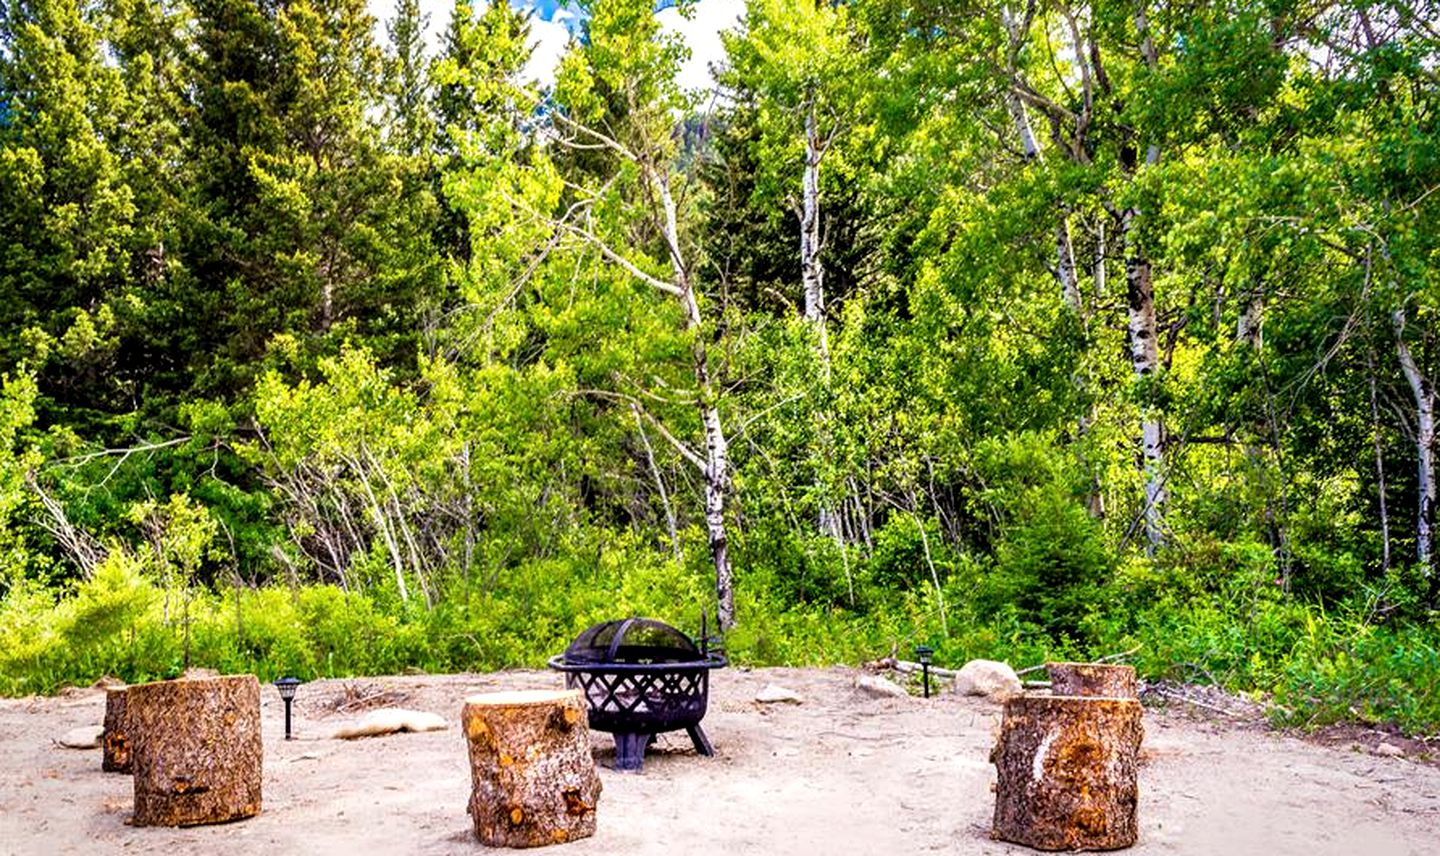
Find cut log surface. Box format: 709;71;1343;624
462;689;602;848
1046;662;1138;698
992;695;1143;851
102;687;130;773
127;674;262;827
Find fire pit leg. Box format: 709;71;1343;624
612;733;652;772
686;724;714;757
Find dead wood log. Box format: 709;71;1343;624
887;658;960;679
127;674;263;826
991;695;1143;851
102;687;130;773
462;689;602;848
1046;662;1138;698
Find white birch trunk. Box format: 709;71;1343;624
1094;221;1106;300
801;105;826;338
1001;6;1043;161
321;281;334;331
1136;5;1161;167
1237;286;1263;349
799;99;845;545
1122;209;1164;552
654;169;736;628
1394;308;1435;573
1057;217;1082;315
1007;91;1043;161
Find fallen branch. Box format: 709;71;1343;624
1016;644;1144;676
885;658;959;679
1149;686;1239;718
324;682;411;714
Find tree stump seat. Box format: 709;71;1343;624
126;674;263;827
991;694;1143;851
102;687;131;773
1046;662;1138;698
462;689;603;848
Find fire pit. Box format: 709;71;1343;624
549;617;726;771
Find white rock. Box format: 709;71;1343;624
1373;742;1406;758
755;685;803;704
855;674;909;699
332;708;448;739
57;725;104;749
952;659;1022;702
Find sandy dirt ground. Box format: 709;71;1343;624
1;666;1437;855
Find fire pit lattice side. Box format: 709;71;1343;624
549;616;724;772
563;667;709;731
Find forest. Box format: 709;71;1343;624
0;0;1437;735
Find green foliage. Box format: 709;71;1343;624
0;0;1438;741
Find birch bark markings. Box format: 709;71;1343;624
1122;208;1164;551
801;100;827;357
1126;2;1166;552
1393;307;1436;575
654;168;736;629
800;96;845;544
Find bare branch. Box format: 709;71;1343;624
569;388;704;470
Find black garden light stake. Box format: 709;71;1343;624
915;645;934;698
274;677;302;740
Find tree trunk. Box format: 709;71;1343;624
991;695;1143;851
801;102;826;347
1001;7;1043;161
461;689;602;848
102;687;131;773
1367;346;1392;573
127;674;263;827
1094;221;1106;300
1236;284;1263;349
655;168;736;629
699;398;734;628
1057;218;1082;316
799;98;848;548
1045;663;1137;698
1123;208;1165;553
1394;308;1435;575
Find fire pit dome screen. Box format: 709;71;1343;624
549;617;725;771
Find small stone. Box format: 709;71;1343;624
854;674;909;699
755;685;803;704
1373;742;1405;758
57;725;104;749
952;659;1022;702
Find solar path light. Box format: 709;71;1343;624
914;645;934;698
273;677;301;740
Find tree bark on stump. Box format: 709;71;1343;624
127;674;262;827
1046;663;1138;698
992;695;1143;851
102;687;131;773
462;689;602;848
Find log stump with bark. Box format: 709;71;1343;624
462;689;602;848
991;694;1143;851
127;674;263;827
102;687;131;773
1046;662;1138;698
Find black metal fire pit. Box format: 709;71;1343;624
549;617;725;772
